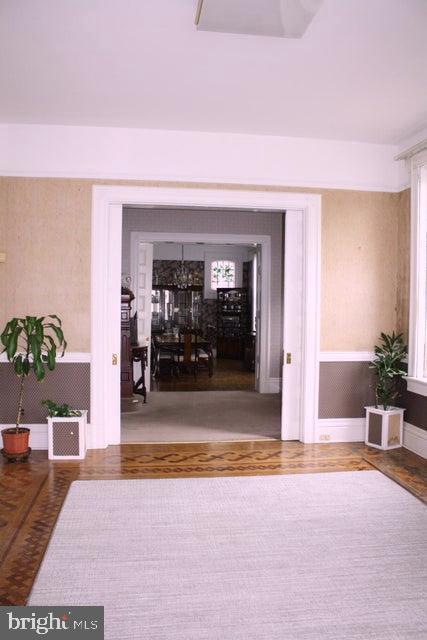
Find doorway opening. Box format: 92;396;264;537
90;185;321;448
149;242;257;393
119;209;283;443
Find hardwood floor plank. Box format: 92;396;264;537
363;446;427;503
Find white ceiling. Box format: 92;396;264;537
0;0;426;144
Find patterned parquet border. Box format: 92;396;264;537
0;441;425;605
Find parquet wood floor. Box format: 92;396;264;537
363;446;427;502
0;441;425;605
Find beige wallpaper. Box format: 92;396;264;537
396;189;410;340
0;178;92;350
0;177;410;354
320;189;401;350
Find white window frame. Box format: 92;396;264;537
406;149;427;396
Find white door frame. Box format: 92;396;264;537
130;231;272;394
91;185;321;448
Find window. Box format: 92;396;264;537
210;260;236;290
204;251;243;299
407;149;427;395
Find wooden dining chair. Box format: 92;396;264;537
151;337;175;383
173;329;200;379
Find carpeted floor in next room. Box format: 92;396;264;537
121;391;281;442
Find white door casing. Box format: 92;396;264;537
281;211;304;440
131;231;271;396
254;248;262;391
131;240;153;391
91;185;321;448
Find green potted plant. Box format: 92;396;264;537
1;315;67;460
42;400;82;418
365;332;407;450
42;400;87;460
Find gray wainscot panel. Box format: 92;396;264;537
0;363;90;423
399;386;427;431
318;361;376;419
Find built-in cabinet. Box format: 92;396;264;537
216;288;249;359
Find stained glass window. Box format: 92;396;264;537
211;260;235;290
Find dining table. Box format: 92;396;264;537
153;333;214;377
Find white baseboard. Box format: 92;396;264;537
266;377;281;393
316;418;365;443
0;423;48;450
27;423;48;450
2;422;95;451
403;422;427;459
9;418;425;456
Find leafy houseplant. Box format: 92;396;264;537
42;400;81;418
365;332;407;451
370;332;407;410
1;316;67;459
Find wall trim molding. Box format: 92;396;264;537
267;377;281;393
0;352;90;364
2;422;95;451
316;418;365;443
0;123;401;193
316;418;427;456
403;422;427;459
404;376;427;397
131;230;271;395
395;141;427;161
0;423;48;451
0;169;403;195
319;351;374;362
92;185;321;447
8;419;426;458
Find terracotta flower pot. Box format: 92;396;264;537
2;427;30;455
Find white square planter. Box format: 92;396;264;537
364;406;405;451
47;411;87;460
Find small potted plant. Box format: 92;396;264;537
365;332;407;450
1;315;66;461
42;400;87;460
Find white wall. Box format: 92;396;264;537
150;242;253;262
0;123;403;192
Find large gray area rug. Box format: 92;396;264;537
29;471;427;639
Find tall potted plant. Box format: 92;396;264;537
1;315;67;460
365;332;407;450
